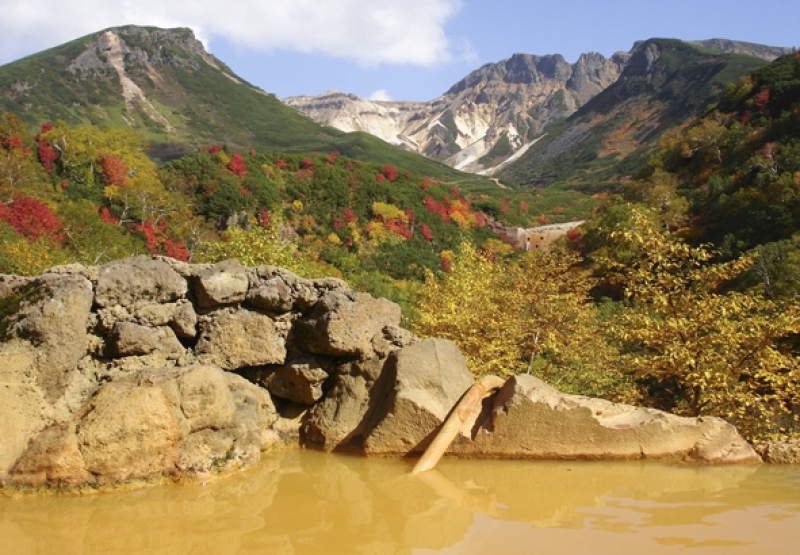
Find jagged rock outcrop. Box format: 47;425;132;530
284;51;630;174
0;256;761;490
0;256;410;488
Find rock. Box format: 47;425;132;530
95;256;187;308
449;375;760;463
296;291;401;358
178;365;237;432
363;338;475;454
195;308;287;370
265;359;329;405
6;274;94;402
755;440;800;463
303;356;394;451
76;382;182;483
246;276;293;312
0;349;52;481
8;424;93;488
106;322;184;358
170;300;197;338
193;259;249;308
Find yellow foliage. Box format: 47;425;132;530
371;202;406;223
603;208;800;440
197;216;336;278
410;243;623;397
0;237;59;275
327;232;341;245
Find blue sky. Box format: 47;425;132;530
0;1;798;102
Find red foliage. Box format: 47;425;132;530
100;155;128;187
3;135;23;149
99;206;120;225
327;151;341;165
740;110;752;124
343;208;357;223
228;152;247;177
346;161;354;172
134;220;189;262
421;223;433;242
250;149;256;156
276;158;288;169
566;229;582;242
419;181;429;192
404;171;411;180
518;200;529;215
300;157;314;170
535;215;550;224
375;173;385;183
753;89;770;110
440;254;453;273
450;187;460;199
500;198;510;214
37;140;57;173
203;145;222;154
0;195;63;243
553;206;565;214
40;122;53;134
333;217;346;230
258;208;271;227
240;186;250;196
381;164;399;182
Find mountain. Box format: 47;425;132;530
692;39;794;61
285;51;630;174
498;39;769;190
0;25;491;185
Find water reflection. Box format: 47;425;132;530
2;450;799;554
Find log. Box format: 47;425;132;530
412;375;506;474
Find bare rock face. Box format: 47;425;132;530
302;356;395;451
194;260;249;308
106;321;184;358
296;291;401;358
363;338;475;455
0;256;410;488
7;365;282;487
449;375;760;463
195;308;287;369
95;256;187;308
263;359;329;405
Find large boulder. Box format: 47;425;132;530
295;291;401;358
5;365;282;487
302;356;394;451
94;256;187;308
449;375;760;463
195;308;287;370
363;338;475;455
193;260;249;308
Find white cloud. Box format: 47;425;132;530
0;0;465;67
368;89;392;102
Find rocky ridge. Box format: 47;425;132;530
284;51;630;174
0;256;759;490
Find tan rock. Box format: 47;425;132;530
195;308;286;370
296;291;401;358
94;256;187;308
364;339;474;455
9;424;93;488
76;382;182;483
449;375;760;463
193;259;249;308
178;365;237;432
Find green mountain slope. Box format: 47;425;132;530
0;25;489;186
499;39;768;191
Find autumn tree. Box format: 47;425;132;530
410;242;625;397
604;208;800;440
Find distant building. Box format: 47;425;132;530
506;221;584;252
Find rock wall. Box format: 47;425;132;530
0;256;760;490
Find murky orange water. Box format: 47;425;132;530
2;450;799;554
